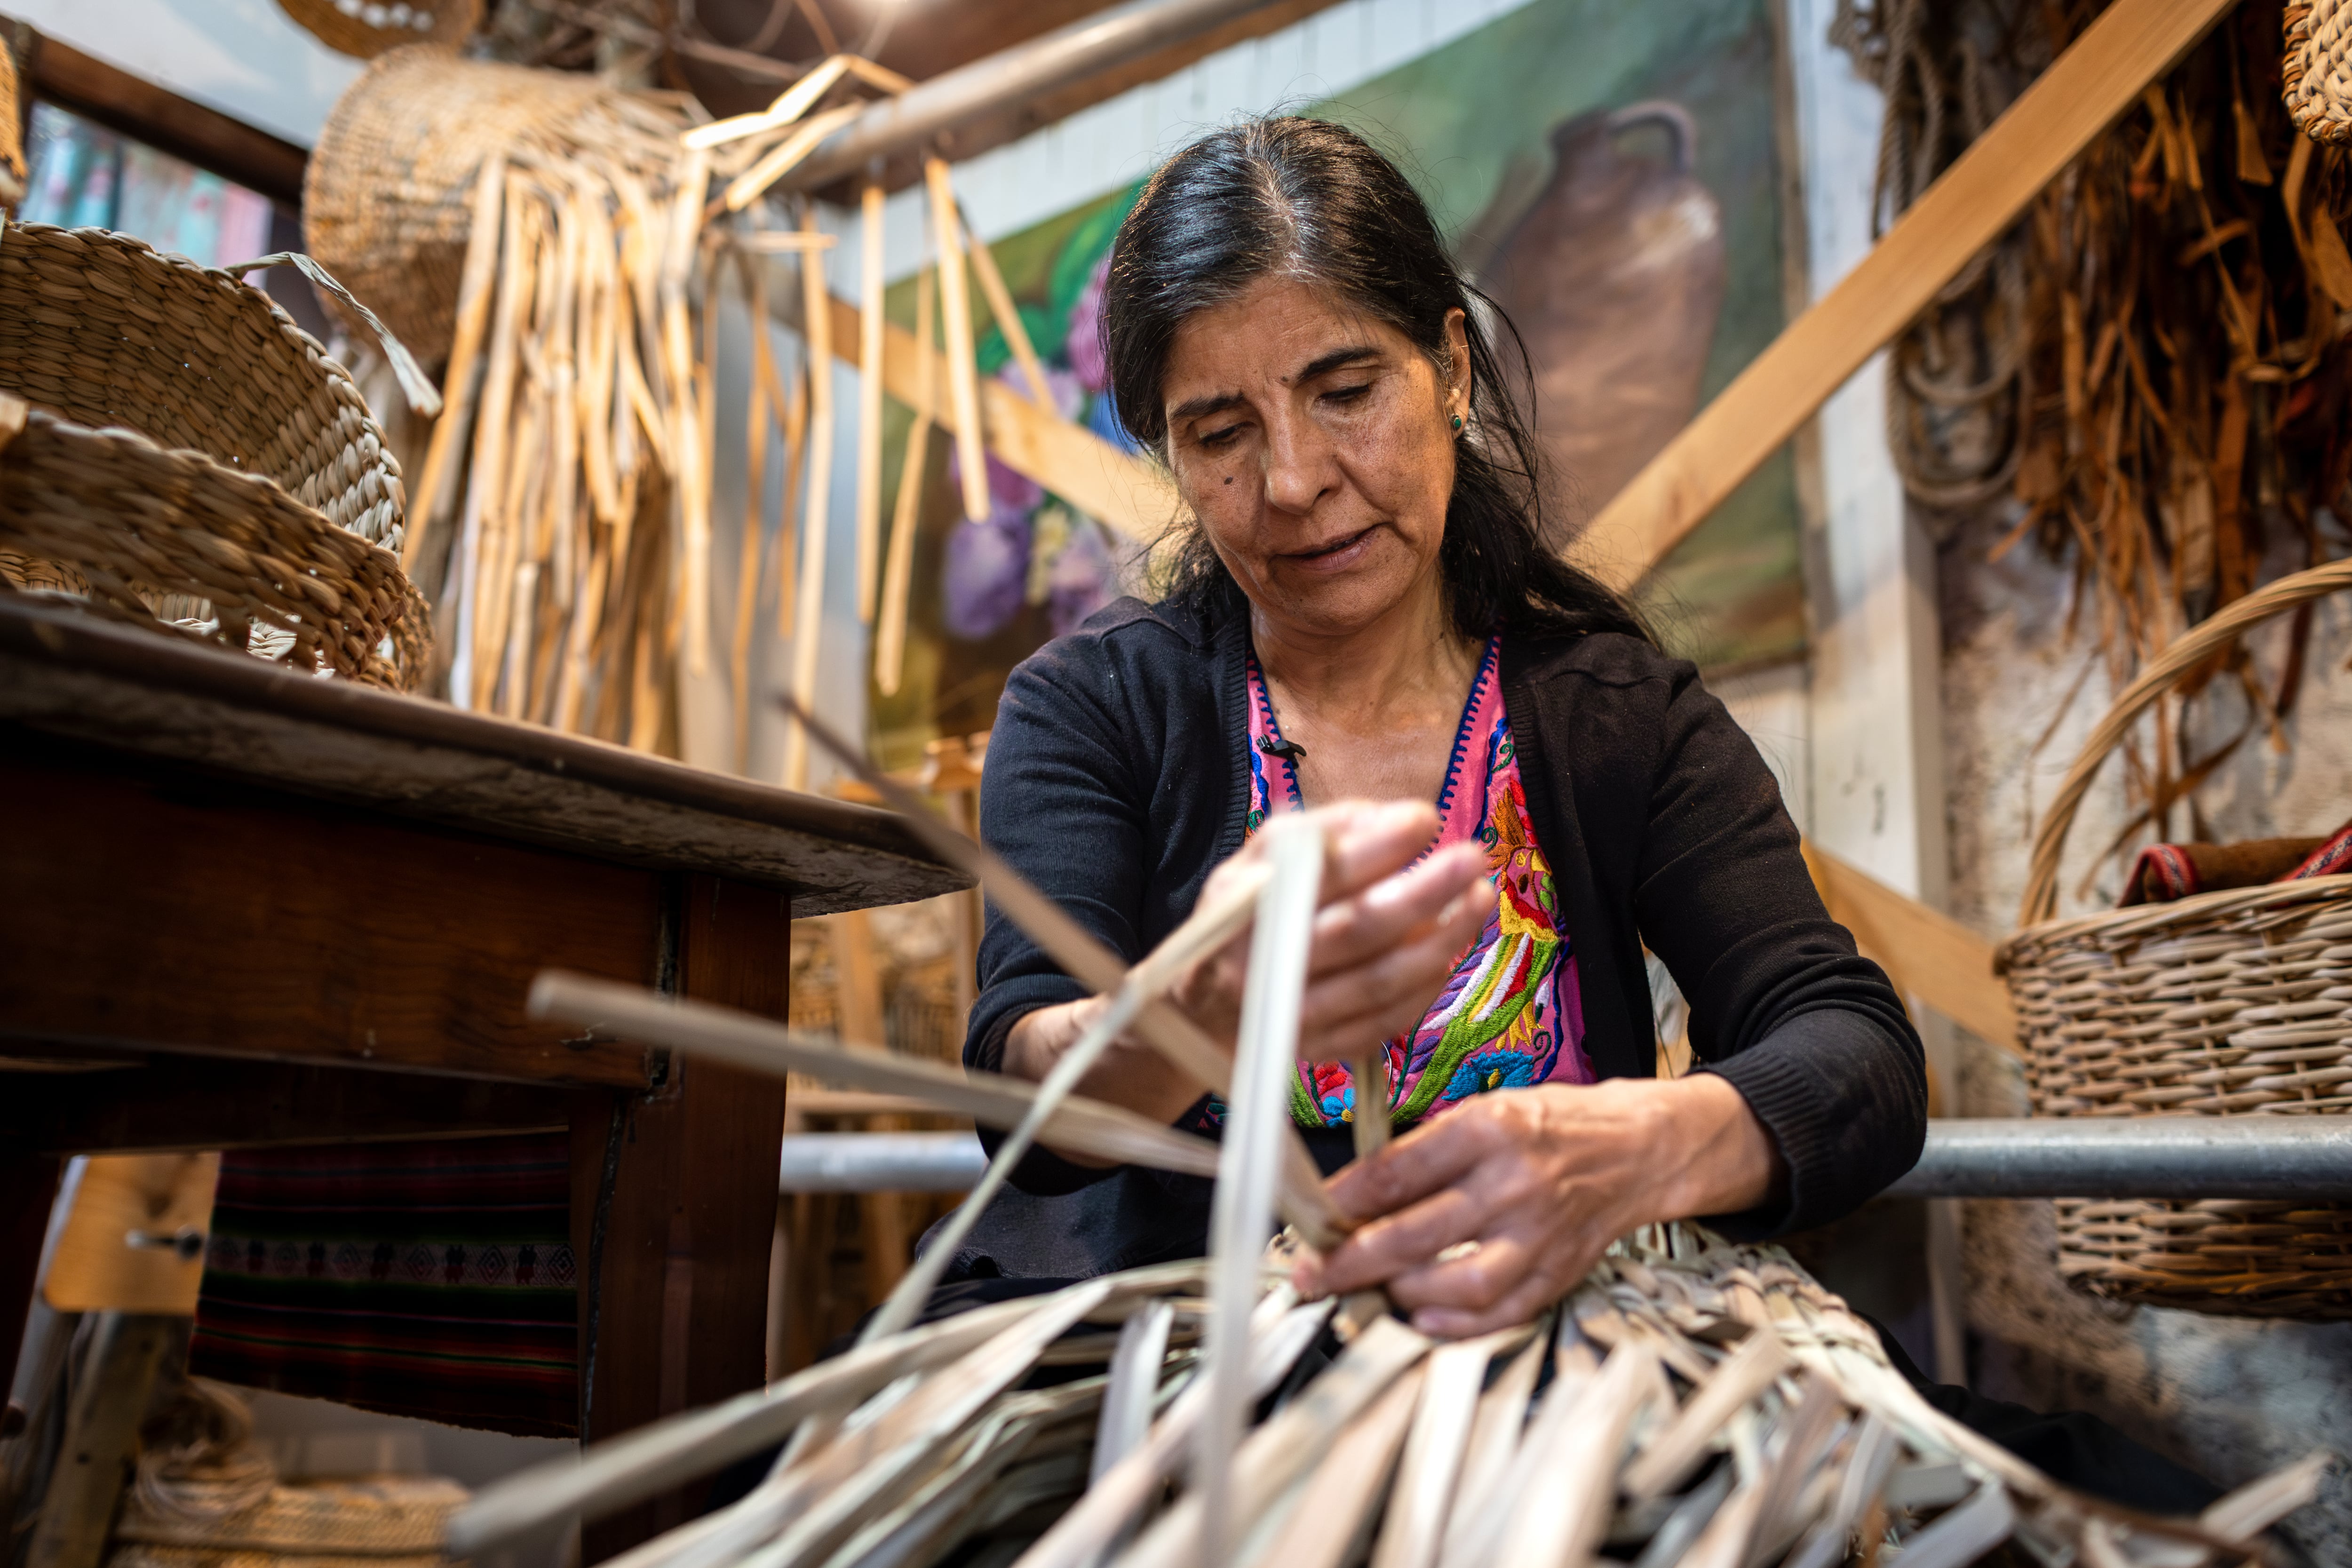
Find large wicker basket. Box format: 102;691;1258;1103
1997;557;2352;1318
0;223;428;688
302;46;659;362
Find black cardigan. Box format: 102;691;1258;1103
947;596;1924;1281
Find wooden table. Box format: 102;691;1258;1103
0;599;965;1555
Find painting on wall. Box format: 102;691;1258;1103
869;0;1804;767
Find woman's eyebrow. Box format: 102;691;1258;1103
1290;345;1383;383
1168;345;1386;425
1169;390;1246;425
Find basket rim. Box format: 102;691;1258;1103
3;397;395;568
0;221;401;509
1995;870;2352;963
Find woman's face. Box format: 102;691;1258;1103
1160;277;1470;639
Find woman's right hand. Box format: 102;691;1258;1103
1005;800;1495;1129
1171;799;1494;1064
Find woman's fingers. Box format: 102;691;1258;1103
1306;841;1492;979
1298;879;1496;1048
1296;1183;1486;1298
1404;1262;1572;1340
1324;1096;1499;1218
1312;799;1443;900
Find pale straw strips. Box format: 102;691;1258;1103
924;158;992;523
781;202;835;792
874;258;936;697
856;180;888;622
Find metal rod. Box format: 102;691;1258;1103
778;1131;986;1192
1885;1118;2352;1201
783;0;1287;190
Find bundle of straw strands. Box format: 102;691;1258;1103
309;47;884;744
311;48;985;764
454;1226;2317;1568
461;735;2327;1568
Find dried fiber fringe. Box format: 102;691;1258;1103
450;1225;2323;1568
1836;0;2352;863
315;46;925;758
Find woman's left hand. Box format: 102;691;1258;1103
1292;1075;1785;1337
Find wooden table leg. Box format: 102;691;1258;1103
578;876;791;1563
1;1153;62;1400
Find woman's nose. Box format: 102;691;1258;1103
1262;406;1336;517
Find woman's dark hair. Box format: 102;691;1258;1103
1099;115;1650;644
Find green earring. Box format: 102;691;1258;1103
1451;414;1464;433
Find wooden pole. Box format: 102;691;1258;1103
855;180;888;624
783;206;836;793
875;263;935;698
25;1313;177;1568
1576;0;2240;591
923;157;991;524
961;206;1055;413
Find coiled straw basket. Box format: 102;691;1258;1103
1997;557;2352;1318
0;223;428;688
2285;0;2352;143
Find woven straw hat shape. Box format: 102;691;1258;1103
275;0;480;60
0;223;427;688
1997;558;2352;1318
2286;0;2352;143
304;47;630;361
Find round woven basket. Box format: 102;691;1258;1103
303;46;638;362
1997;557;2352;1318
2285;0;2352;144
0;224;427;688
274;0;480;59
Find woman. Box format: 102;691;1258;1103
906;116;2223;1515
949;113;1923;1338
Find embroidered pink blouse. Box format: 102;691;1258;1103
1244;634;1592;1130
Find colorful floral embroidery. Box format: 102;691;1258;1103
1244;637;1589;1132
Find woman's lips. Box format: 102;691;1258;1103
1280;526;1376;574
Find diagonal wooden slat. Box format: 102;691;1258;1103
1803;844;2019;1055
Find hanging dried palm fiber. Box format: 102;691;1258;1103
306;46;720;741
1839;0;2352;843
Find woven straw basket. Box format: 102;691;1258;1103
0;223;428;688
275;0;480;59
304;47;635;361
1997;557;2352;1318
2286;0;2352;143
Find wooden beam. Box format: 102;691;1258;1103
1804;844;2020;1056
1578;0;2238;590
824;293;1177;539
20;31;308;208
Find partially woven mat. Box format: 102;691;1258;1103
190;1137;578;1438
2286;0;2352;143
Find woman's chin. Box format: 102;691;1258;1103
1263;568;1425;636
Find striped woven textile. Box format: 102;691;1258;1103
190;1135;578;1437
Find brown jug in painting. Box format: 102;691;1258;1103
1478;102;1726;533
